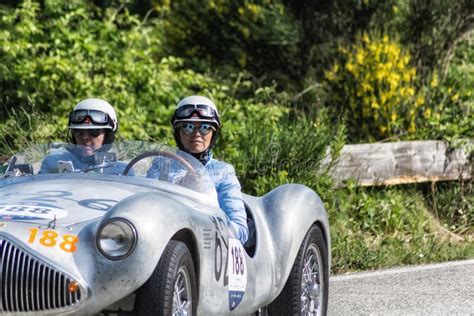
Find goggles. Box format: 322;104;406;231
72;129;104;138
180;123;215;135
175;104;218;120
69;110;109;125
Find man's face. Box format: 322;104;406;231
72;129;106;156
178;122;214;154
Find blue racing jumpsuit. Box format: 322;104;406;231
147;155;249;244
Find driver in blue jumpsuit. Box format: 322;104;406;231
147;96;249;244
40;98;127;174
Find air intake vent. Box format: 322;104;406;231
0;238;82;312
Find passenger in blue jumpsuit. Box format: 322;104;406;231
147;96;249;244
40;98;127;174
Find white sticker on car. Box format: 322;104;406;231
228;237;247;311
0;204;68;221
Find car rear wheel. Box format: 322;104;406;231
135;240;197;316
268;224;328;315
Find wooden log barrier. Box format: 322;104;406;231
328;140;472;188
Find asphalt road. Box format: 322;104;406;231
328;259;474;315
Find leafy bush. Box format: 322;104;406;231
324;33;423;142
154;0;302;87
218;94;345;196
416;34;474;143
0;1;219;149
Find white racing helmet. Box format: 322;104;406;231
171;95;221;127
68;98;118;145
68;98;118;131
171;95;221;164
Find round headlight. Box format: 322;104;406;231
97;218;137;260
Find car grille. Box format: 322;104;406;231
0;238;82;312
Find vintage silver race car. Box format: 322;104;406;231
0;141;331;315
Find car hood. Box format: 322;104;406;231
0;178;154;226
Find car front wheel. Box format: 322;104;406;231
268;224;329;315
135;240;197;316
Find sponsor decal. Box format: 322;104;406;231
227;237;247;310
209;215;247;310
0;203;68;221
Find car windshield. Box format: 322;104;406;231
0;141;218;200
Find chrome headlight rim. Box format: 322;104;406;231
97;217;137;260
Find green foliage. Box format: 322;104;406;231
400;0;474;78
284;0;402;81
222;105;344;196
325;33;423;141
154;0;302;87
416;34;474;143
422;181;473;235
0;105;54;156
326;184;474;273
0;0;218;149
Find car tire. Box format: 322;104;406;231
268;224;329;315
135;240;197;316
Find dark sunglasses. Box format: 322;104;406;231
69;110;109;125
72;129;104;138
175;104;217;119
180;123;215;135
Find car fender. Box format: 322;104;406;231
76;191;220;313
255;183;330;302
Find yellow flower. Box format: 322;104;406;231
375;69;385;81
362;82;373;92
415;95;425;107
424;108;432;118
356;50;365;65
371;102;379;109
345;62;354;73
392;5;399;13
451;93;459;102
324;63;339;81
391;112;397;122
362;33;370;44
430;74;438;88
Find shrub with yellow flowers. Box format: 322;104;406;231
325;33;423;142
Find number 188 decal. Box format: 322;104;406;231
28;228;79;253
227;237;247;311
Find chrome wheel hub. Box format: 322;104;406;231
172;267;192;316
301;244;324;315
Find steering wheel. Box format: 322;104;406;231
122;150;196;176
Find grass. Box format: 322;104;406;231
325;182;474;274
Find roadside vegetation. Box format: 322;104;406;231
1;0;472;273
